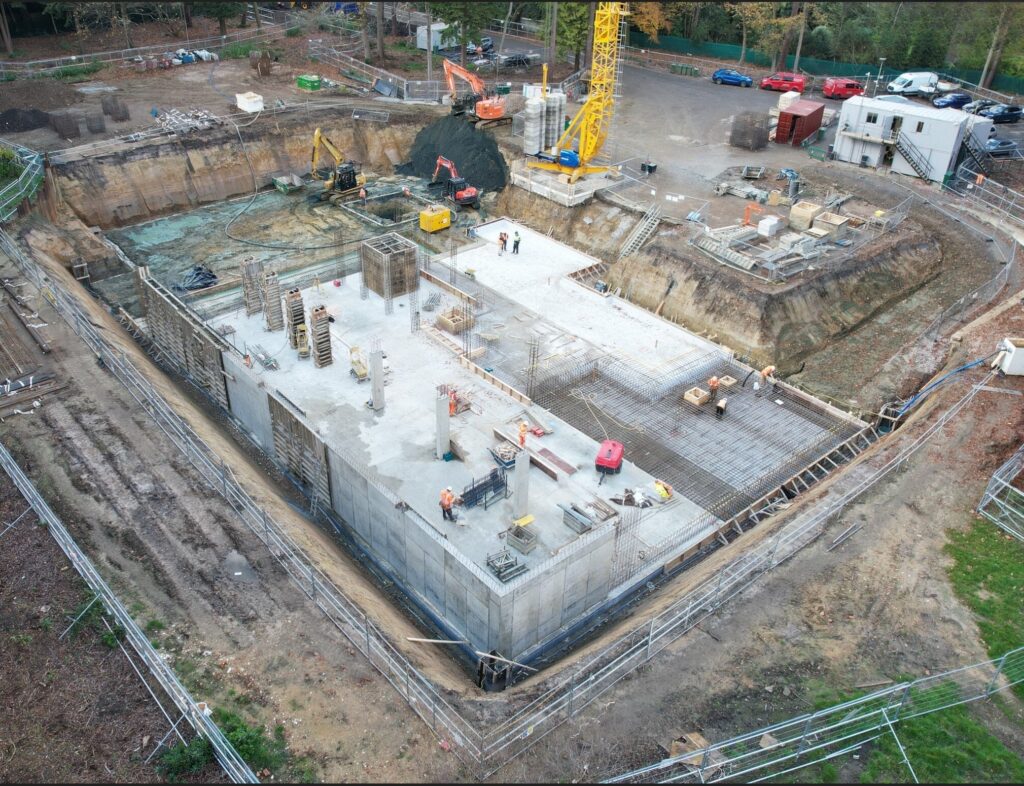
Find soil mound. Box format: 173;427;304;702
0;108;51;133
398;115;508;192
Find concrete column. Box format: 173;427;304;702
369;350;385;412
512;447;530;519
435;394;450;459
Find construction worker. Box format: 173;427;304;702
716;397;728;419
518;420;529;448
707;375;720;401
359;187;367;206
440;486;455;522
512;231;521;255
448;389;458;417
654;479;673;501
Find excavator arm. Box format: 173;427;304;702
311;127;348;177
310;127;365;200
432;155;459;183
442;58;487;99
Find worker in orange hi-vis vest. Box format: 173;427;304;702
518;420;529;448
440;486;455;522
757;365;777;397
708;375;720;401
448;389;457;417
359;187;367;205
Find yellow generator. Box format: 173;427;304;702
419;205;451;233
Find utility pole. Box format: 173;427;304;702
425;3;432;83
548;2;558;65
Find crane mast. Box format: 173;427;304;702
528;2;627;182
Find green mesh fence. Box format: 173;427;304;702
629;31;1024;95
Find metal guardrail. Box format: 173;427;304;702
0;25;281;78
0;141;44;223
978;441;1024;541
0;440;259;783
604;644;1024;783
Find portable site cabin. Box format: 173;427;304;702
416;22;458;51
834;96;993;182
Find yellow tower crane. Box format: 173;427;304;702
528;1;628;183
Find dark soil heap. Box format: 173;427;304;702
398;115;508;192
0;108;51;133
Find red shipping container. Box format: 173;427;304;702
775;99;825;146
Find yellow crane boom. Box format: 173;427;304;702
528;2;627;183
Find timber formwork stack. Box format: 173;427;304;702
359;233;419;311
285;288;306;349
263;271;284;331
241;258;265;316
309;305;333;368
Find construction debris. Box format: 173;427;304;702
609;488;653;508
174;264;218;291
156;108;223;135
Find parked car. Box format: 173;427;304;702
466;36;494;55
963;98;998;115
980;104;1023;123
759;72;806;92
821;77;864;99
986;137;1020;157
499;53;531;69
932;92;972;109
712;68;753;88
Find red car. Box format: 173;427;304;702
822;77;865;99
759;72;806;92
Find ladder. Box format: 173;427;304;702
618;201;662;258
960;132;992;175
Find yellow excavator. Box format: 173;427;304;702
311;127;366;203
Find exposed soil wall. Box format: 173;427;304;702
609;222;943;369
50;111;428;229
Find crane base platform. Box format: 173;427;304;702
509;162;613;207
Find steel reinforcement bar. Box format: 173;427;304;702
0;441;258;783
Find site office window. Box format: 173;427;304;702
866;112;878;124
915;121;925;132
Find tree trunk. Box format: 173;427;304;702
239;5;248;28
497;1;513;61
375;1;385;62
584;2;595;69
774;1;802;72
253;2;262;29
548;2;558;65
980;3;1010;89
0;3;13;56
390;3;397;36
361;8;370;60
118;4;134;48
219;16;228;37
183;2;192;29
739;22;746;65
792;6;807;71
425;5;432;82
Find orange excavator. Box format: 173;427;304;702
429;156;480;210
442;58;510;130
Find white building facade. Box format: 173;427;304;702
834;96;992;182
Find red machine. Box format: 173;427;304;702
430;156;481;210
595;439;624;475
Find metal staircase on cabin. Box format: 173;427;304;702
618;201;662;258
960;131;992;175
893;130;931;180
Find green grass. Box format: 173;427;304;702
220;41;262;60
159;709;291;780
145;619;166;633
46;62;105;81
945;519;1024;698
158;735;214;780
859;699;1024;783
286;25;303;37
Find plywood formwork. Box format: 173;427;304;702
136;266;230;411
263;271;284;331
309;305;333;368
267;394;331;503
360;232;419;303
284;288;306;350
241;258;265;316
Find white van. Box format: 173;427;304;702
886;72;938;96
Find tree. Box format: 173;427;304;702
202;2;242;37
725;2;773;65
430;2;500;66
375;0;384;62
556;1;589;70
980;3;1015;88
0;2;13;55
630;1;675;42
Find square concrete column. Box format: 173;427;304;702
435;394;450;459
512;447;530;519
369;350;385;412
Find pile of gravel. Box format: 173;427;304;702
398;115;508;192
0;108;51;133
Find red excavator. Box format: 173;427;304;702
429;156;480;210
442;58;510;130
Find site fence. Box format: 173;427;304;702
605;644;1024;783
978;441;1024;542
0;141;44;222
0;442;258;783
945;163;1024;234
0;24;281;79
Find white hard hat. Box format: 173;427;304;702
446;486;453;492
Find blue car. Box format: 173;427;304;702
932;92;971;109
712;68;753;88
